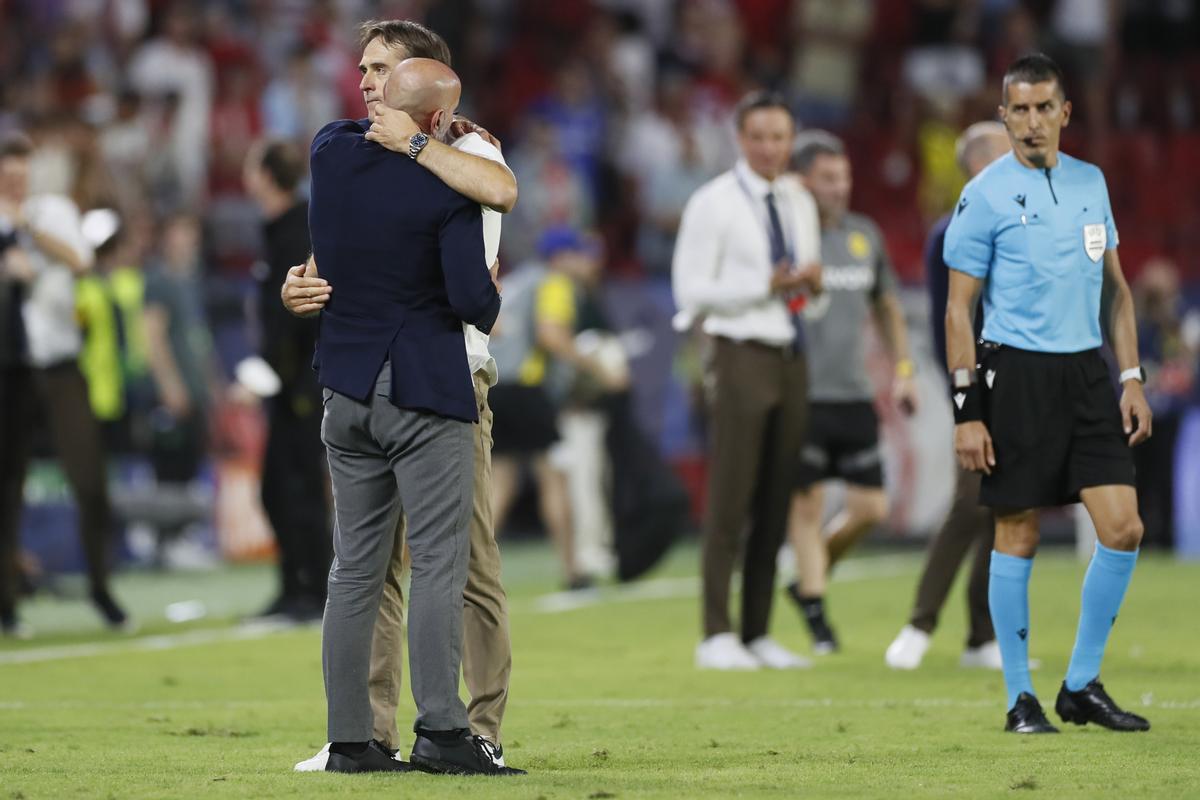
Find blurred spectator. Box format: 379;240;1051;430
1047;0;1118;138
1132;259;1200;548
532;228;629;583
486;261;578;589
528;58;609;199
76;212;130;434
243;140;330;621
0;132;129;636
504;116;595;265
142;213;216;487
788;0;875;128
261;47;341;149
127;2;214;208
209;60;263;197
903;0;986;104
624;75;723;274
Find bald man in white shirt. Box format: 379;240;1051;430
672;92;821;671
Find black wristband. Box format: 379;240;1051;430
951;382;983;424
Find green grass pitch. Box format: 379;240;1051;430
2;543;1197;798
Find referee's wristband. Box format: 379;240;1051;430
951;382;983;424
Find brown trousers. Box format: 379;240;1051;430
702;337;808;641
368;374;511;747
0;362;113;615
908;466;995;647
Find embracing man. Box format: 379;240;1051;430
307;52;510;775
286;20;523;776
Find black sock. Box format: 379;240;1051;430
418;728;467;745
799;596;826;620
330;741;369;757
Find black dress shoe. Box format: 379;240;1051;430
1005;692;1060;733
410;729;525;776
326;740;412;773
1055;680;1150;732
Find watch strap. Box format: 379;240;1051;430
1119;366;1145;384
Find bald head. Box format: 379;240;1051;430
956;121;1010;178
383;57;461;141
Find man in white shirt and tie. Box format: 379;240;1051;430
672;91;822;670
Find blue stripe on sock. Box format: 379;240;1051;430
989;551;1034;710
1065;542;1138;692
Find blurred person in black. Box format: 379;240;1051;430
244;140;331;620
143;213;215;490
1131;258;1199;549
0;131;129;636
886;121;1010;671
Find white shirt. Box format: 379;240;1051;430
452;132;509;386
671;160;820;346
20;194;94;367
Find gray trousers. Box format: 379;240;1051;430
321;362;474;740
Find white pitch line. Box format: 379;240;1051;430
530;555;920;614
517;696;1200;711
0;620;292;666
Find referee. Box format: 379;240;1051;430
945;54;1152;734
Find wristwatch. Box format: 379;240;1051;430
407;132;429;160
1119;366;1147;384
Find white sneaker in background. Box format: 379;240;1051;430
885;625;931;670
960;640;1003;670
695;633;761;670
294;743;330;772
961;641;1041;670
746;636;812;669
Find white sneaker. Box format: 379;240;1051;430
695;633;761;670
885;625;931;670
960;640;1003;670
960;641;1041;670
746;636;812;670
294;743;330;772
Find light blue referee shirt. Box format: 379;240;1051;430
943;151;1118;354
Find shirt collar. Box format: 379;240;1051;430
735;159;779;198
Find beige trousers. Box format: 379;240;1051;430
368;373;512;747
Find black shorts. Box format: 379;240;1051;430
488;383;560;455
979;344;1135;509
794;401;884;490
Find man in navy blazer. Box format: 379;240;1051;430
309;57;501;775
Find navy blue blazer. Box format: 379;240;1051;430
925;212;982;383
308;119;500;422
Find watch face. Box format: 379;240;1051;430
412;133;428;146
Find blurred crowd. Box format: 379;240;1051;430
3;0;1199;275
1;0;1198;628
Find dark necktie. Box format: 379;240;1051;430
765;191;787;265
765;191;805;348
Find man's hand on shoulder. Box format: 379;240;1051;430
282;260;330;318
451;116;502;151
365;106;420;154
